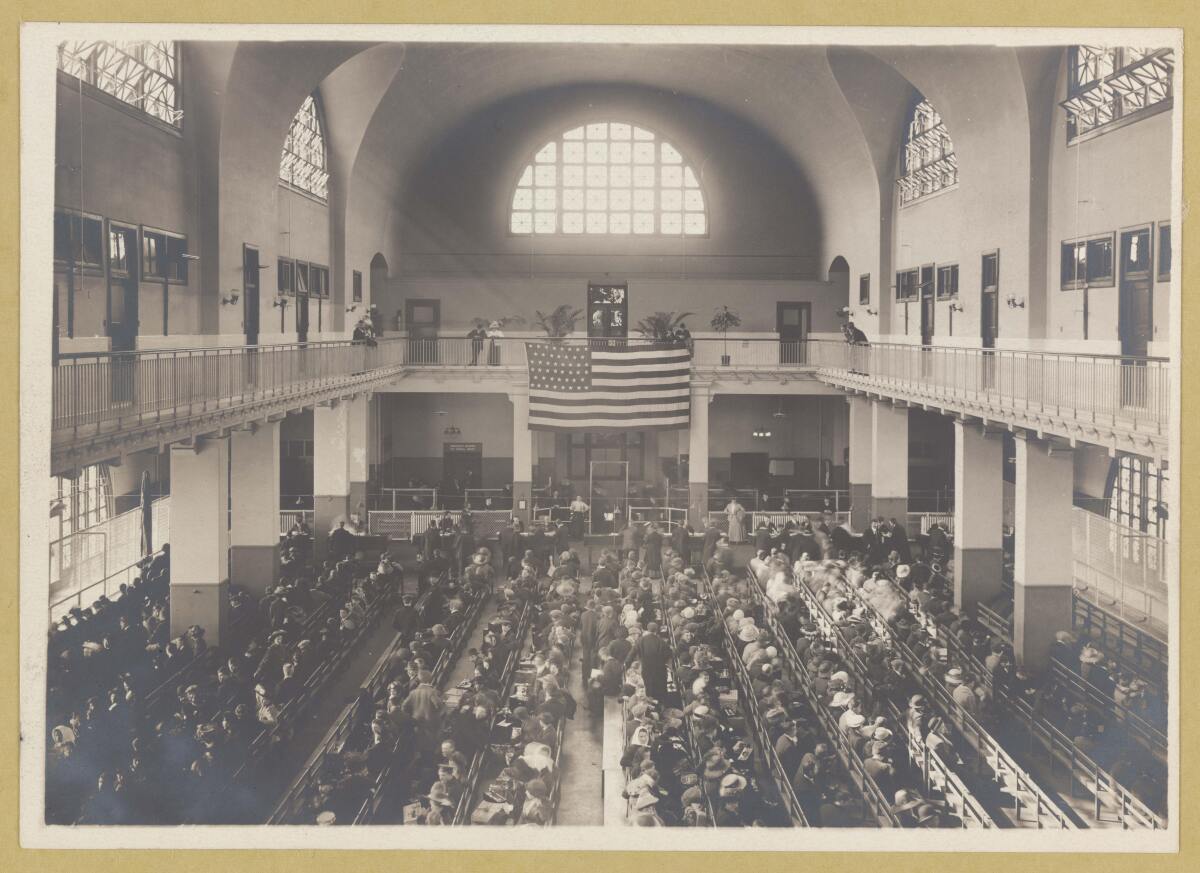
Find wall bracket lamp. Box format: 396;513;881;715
1005;295;1026;309
221;290;240;306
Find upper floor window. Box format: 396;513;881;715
897;98;958;206
510;122;707;236
1063;46;1174;141
279;94;329;201
57;40;181;128
1107;454;1168;539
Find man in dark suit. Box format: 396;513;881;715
578;600;599;670
701;521;721;563
499;520;520;570
671;524;693;568
328;521;356;562
643;524;664;576
625;622;671;703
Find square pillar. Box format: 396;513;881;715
847;396;873;531
347;394;371;520
952;421;1004;617
314;401;351;557
1013;435;1074;671
170;437;231;647
688;382;711;528
512;384;532;525
871;400;909;523
230;421;282;597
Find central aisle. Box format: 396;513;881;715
551;572;606;826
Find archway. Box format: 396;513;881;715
828;255;851;306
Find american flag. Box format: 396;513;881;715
526;342;691;431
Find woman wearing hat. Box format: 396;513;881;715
715;772;748;826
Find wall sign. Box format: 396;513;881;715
587;282;628;338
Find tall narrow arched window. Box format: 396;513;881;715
57;40;182;127
510;122;707;236
897;98;957;206
279;94;329;201
1106;455;1168;538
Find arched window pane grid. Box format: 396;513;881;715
510;122;706;236
1063;46;1174;141
897;99;957;206
1106;454;1168;539
57;40;181;127
280;94;329;201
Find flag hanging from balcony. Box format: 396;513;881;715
526;342;691;431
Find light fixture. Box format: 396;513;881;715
346;304;359;314
772;399;787;420
443;425;461;436
1005;295;1026;309
836;306;852;318
948;302;964;313
752;429;772;439
181;252;201;261
221;290;240;306
865;307;878;316
273;295;290;309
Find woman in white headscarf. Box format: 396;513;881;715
486;320;504;365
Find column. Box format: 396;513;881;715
313;400;351;558
1013;434;1074;671
347;394;371;521
229;420;281;597
511;384;533;525
169;437;231;647
952;420;1004;617
847;396;873;531
870;400;909;522
687;382;711;529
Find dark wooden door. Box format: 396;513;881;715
406;298;440;363
1119;228;1153;359
107;223;139;403
243;244;261;346
980;251;1000;389
776;302;810;364
295;293;309;343
919;264;935;346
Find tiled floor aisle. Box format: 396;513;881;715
554;572;606;826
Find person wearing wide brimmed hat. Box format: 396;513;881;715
714;772;748;827
425;780;456;825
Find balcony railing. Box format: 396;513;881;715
52;335;1170;461
54;338;409;437
810;339;1170;440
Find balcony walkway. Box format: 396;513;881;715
50;335;1171;474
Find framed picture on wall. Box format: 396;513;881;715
587;282;628;338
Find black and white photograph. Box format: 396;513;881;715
18;23;1181;851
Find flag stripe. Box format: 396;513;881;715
531;402;690;415
530;408;691;422
531;388;689;402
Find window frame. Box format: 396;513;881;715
140;226;188;284
1106;454;1168;539
352;269;363;303
278;258;294;295
895;268;919;302
56;41;183;132
1064;46;1174;143
295;261;310;296
308;263;330;299
1060;232;1116;290
279;93;330;202
858;273;870;306
936;263;959;300
508;121;709;238
1157;221;1171;282
898;98;959;206
53;209;105;274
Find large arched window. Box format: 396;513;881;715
897;98;957;206
57;40;181;127
279;94;329;201
1106;455;1168;538
1062;46;1173;141
510;122;707;236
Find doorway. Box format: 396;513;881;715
980;251;1000;389
776;302;811;364
107;222;139;403
1119;227;1153;407
443;442;483;505
295;293;309;344
243;245;261;346
406;298;440;364
919;264;935;346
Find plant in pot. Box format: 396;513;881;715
710;305;742;365
635;311;694;343
532;304;583;343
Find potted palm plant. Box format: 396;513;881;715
532;304;583;343
635;311;694;343
711;305;742;365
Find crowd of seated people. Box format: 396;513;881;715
46;533;400;825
